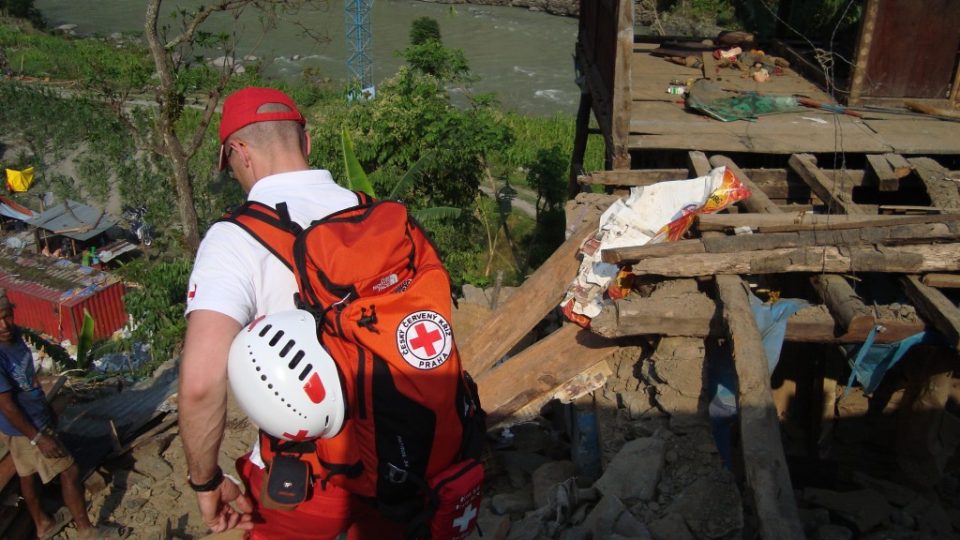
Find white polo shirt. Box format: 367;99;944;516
185;169;358;324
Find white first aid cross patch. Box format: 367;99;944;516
396;310;453;370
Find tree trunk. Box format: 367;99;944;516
145;0;202;253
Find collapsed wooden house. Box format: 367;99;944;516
461;1;960;538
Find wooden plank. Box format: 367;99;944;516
697;212;960;233
902;275;960;349
883;153;912;178
604;222;960;264
687;150;712;178
788;154;866;215
866;154;900;192
714;275;805;540
591;291;926;345
627;243;960;277
865;118;960;154
460;211;603;376
922;273;960;289
910;157;960;212
709;155;780;214
810;274;875;337
476;324;618;427
507;361;613;427
611;0;633;169
580;168;690;186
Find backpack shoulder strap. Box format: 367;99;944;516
218;201;302;271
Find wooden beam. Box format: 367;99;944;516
922;273;960;289
866;154;900;192
709;155;781;214
591;295;924;344
580;169;690;186
883;153;913;179
626;243;960;277
476;324;618;427
909;157;960;212
847;0;879;106
687;150;712;178
714;275;805;540
568;92;593;199
811;274;875;337
696;212;960;233
901;275;960;349
611;0;633;170
788;154;866;215
460;211;603;376
604;222;960;264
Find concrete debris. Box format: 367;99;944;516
493;491;536;515
666;473;743;539
532;461;577;508
594;437;665;501
648;512;695;540
583;494;652;539
815;523;854;540
802;488;893;533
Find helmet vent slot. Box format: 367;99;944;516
279;340;295;357
269;330;285;346
299;364;313;381
258;324;273;337
288;350;305;369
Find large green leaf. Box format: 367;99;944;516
76;309;95;371
388;150;435;201
340;128;376;197
413;206;463;223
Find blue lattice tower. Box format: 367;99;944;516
345;0;374;92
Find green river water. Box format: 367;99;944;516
34;0;580;116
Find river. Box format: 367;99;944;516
33;0;579;116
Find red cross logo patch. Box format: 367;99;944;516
396;310;453;370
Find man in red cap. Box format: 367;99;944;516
179;87;402;538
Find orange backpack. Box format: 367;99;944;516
221;193;486;529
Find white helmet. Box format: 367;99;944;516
228;309;345;441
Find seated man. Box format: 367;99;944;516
0;289;99;539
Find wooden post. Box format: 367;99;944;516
687;150;712;178
568;91;593;199
788;154;866;215
811;274;876;337
865;154;900;192
883;153;913;179
922;273;960;288
709;155;781;214
611;0;633;170
715;275;805;540
901;275;960;349
848;0;879;106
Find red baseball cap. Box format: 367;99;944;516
218;87;306;170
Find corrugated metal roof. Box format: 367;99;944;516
27;200;116;241
0;250;120;301
0;195;34;221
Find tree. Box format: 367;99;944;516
409;16;441;45
143;0;325;253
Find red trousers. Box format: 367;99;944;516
237;455;407;540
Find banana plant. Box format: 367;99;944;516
340;129;463;222
76;309;95;371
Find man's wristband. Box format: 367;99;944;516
187;466;224;492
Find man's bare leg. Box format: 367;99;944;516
59;463;94;534
19;473;55;537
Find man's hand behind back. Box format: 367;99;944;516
198;474;254;533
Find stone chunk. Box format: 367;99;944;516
648;512;695;540
532;461;576;508
667;473;743;539
802;488;892;533
492;492;534;515
583;495;651;539
594;437;665;502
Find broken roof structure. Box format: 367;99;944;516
27;199;116;242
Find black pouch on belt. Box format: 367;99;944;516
264;454;311;508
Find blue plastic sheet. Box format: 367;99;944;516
843;330;943;395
